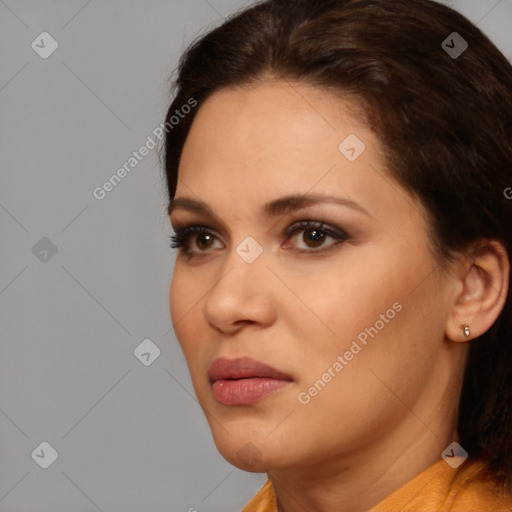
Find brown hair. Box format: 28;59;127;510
163;0;512;489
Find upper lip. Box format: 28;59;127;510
208;357;293;383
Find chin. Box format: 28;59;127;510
213;436;273;472
197;381;300;470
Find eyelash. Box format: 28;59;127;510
169;220;349;257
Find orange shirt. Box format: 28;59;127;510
241;458;512;511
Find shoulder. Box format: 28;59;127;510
371;458;512;512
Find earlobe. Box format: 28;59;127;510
459;323;471;338
445;240;510;343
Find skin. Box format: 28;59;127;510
168;79;509;512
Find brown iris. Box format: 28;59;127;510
196;234;215;251
303;229;325;248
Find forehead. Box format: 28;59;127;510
176;80;382;202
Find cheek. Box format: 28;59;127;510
289;243;439;377
169;266;198;349
283;255;404;341
169;269;208;387
169;271;181;323
169;272;182;331
169;263;216;364
286;271;444;451
169;261;204;321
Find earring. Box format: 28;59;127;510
460;323;470;337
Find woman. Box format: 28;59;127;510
163;0;512;510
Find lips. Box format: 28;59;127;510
208;357;292;382
208;357;293;405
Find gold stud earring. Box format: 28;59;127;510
460;323;470;337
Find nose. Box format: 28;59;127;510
203;246;277;335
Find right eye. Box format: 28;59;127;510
170;225;224;256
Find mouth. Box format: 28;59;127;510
208;357;293;405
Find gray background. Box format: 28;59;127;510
1;1;511;511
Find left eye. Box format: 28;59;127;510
284;221;348;251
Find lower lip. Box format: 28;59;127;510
212;378;291;405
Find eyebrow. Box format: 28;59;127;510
168;193;372;219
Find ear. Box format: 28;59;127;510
445;240;510;342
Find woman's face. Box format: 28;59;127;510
169;80;466;473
